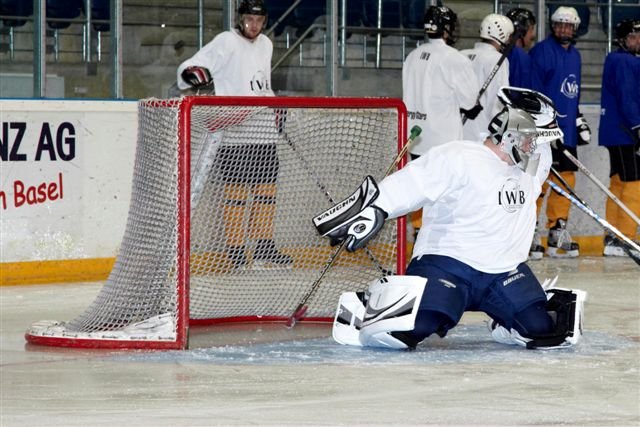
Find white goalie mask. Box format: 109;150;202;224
488;106;537;169
497;86;564;145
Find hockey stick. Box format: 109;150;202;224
286;125;422;327
559;145;640;226
546;179;640;266
277;120;390;276
462;38;516;125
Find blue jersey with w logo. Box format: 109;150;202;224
530;36;582;148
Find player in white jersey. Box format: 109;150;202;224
314;102;585;351
402;5;481;239
402;5;480;156
176;2;273;95
176;0;292;268
461;14;514;142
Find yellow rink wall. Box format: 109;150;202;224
0;101;629;286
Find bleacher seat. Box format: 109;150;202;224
292;0;325;34
403;0;426;31
364;0;402;30
0;0;33;27
266;0;296;36
46;0;83;30
88;0;110;32
599;0;640;33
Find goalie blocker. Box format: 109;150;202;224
334;276;586;350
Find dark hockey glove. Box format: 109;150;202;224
181;66;212;88
576;113;591;145
460;104;483;121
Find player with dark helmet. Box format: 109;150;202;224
424;5;459;46
615;18;640;54
506;7;536;41
236;0;268;40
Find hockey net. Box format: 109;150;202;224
25;96;408;349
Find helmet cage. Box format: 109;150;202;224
489;107;538;168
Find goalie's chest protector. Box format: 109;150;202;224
401;142;538;273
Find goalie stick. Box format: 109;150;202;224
546;178;640;266
559;144;640;226
286;125;423;327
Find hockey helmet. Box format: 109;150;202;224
506;8;536;39
480;13;514;47
488;106;537;169
424;6;459;45
238;0;267;16
550;6;580;29
615;18;640;39
615;19;640;51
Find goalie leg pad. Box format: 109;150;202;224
332;292;366;347
358;275;427;349
489;287;587;349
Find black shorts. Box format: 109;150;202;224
217;143;279;185
551;144;578;172
606;145;640;182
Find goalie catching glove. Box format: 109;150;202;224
312;176;388;252
181;66;212;88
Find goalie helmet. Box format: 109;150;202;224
480;13;514;48
424;6;459;45
488;107;538;169
506;8;536;40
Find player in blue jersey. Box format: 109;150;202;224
506;8;537;89
598;19;640;256
530;6;591;258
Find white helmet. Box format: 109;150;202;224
480;13;515;46
551;6;581;30
488;107;537;169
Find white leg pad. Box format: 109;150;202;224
332;276;427;349
332;292;366;347
359;275;427;349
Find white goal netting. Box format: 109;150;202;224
26;96;407;349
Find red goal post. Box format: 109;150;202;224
25;96;409;350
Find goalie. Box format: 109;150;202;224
313;103;586;350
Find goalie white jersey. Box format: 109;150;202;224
375;141;541;273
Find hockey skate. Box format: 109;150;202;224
603;234;640;257
546;219;579;258
528;224;544;260
253;239;293;268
